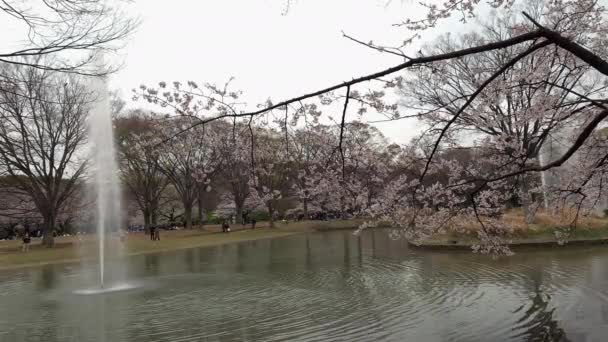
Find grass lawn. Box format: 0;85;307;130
0;219;364;270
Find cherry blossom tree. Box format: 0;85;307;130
403;1;608;223
289;125;336;217
136;0;608;252
338;122;395;215
115;111;169;232
287;122;398;219
155;117;223;229
216;122;253;223
300;166;344;217
249;129;292;227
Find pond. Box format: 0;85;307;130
1;229;608;342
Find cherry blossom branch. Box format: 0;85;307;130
540;80;608;108
237;30;543;116
559;153;608;201
522;11;608;76
484;110;608;182
470;195;491;239
147;30;545;144
436;109;608;212
366;112;425;124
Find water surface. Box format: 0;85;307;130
1;229;608;342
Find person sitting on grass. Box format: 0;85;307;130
222;221;230;233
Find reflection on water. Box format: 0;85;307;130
512;270;570;342
37;265;57;291
514;289;569;342
1;229;608;341
144;253;159;276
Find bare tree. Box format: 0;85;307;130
0;0;137;75
0;64;90;246
0;180;40;222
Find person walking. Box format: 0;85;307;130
251;218;256;230
150;225;156;241
22;228;31;252
119;229;127;243
154;227;160;241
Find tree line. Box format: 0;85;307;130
2;0;608;255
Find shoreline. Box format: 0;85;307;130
409;236;608;250
6;217;607;269
0;230;301;272
0;220;363;271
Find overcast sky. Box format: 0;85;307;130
107;0;468;144
0;0;473;144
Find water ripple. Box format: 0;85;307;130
2;231;608;342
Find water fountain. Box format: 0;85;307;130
91;71;120;289
538;148;550;209
538;128;572;212
74;59;137;294
538;133;563;210
539;124;608;216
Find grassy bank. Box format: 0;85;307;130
412;210;608;249
0;219;363;270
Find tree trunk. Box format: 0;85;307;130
42;214;56;247
268;202;274;228
151;210;158;225
303;198;309;219
143;208;151;234
197;192;205;224
168;208;176;223
235;198;244;225
150;199;159;225
184;204;193;230
520;179;535;224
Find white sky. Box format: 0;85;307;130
0;0;474;144
108;0;464;144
